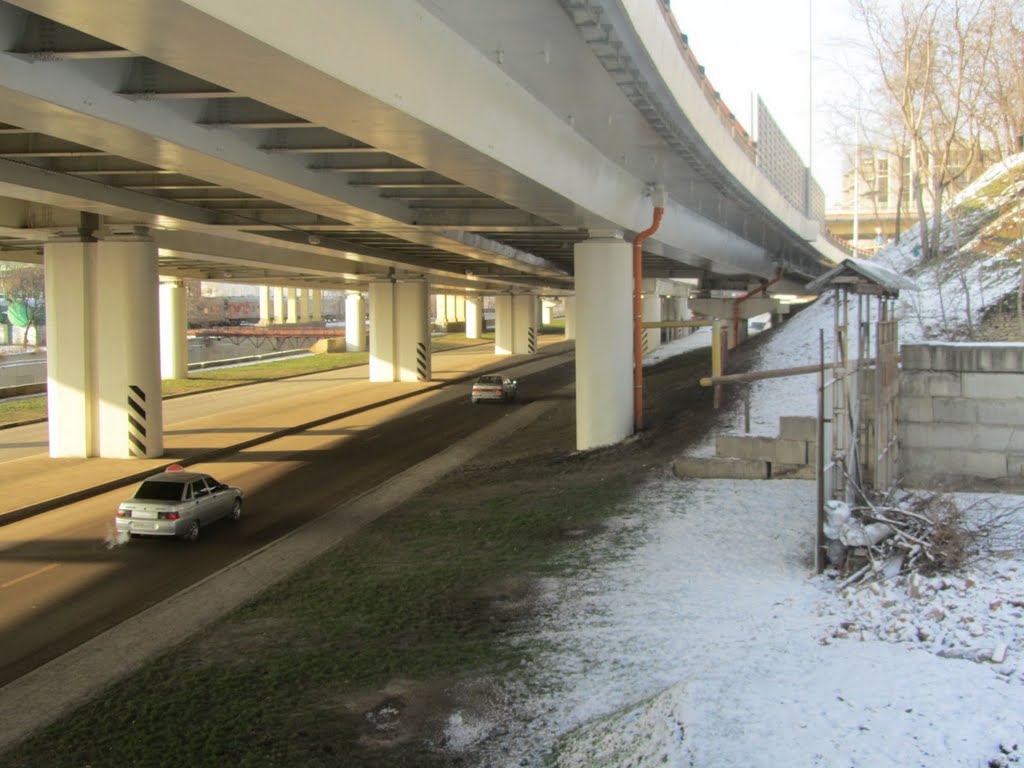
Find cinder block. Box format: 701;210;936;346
899;372;962;398
773;439;809;464
901;423;1013;451
716;435;807;465
900;448;1008;479
899;344;935;371
1011;430;1024;452
977;401;1024;427
671;457;769;480
962;372;1024;400
898;396;934;423
771;462;817;480
901;343;1024;373
779;416;817;442
1008;453;1024;478
931;397;978;424
716;435;774;461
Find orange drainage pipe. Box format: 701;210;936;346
732;267;783;344
633;204;664;432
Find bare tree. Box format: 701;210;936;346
851;0;1001;264
977;0;1024;159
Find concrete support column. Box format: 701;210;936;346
95;234;163;458
368;281;430;381
159;278;188;380
494;294;538;355
541;299;556;325
345;291;366;352
514;294;538;354
494;294;514;355
641;278;662;354
465;295;482;339
44;231;164;458
273;286;285;324
564;296;576;340
368;282;394;380
396;279;431;382
258;285;271;326
285;287;298;324
433;294;466;330
311;290;323;322
574;234;632;451
297;288;309;323
43;235;97;458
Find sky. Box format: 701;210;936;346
669;0;867;208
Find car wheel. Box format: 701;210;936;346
181;520;200;542
229;499;242;523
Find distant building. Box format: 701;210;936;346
826;145;987;254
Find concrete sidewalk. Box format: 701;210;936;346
0;339;573;527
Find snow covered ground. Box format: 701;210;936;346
450;327;1024;765
446;159;1024;766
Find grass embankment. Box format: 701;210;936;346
4;470;636;768
0;333;493;427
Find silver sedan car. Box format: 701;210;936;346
470;374;518;404
115;466;243;542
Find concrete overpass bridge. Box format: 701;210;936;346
0;0;845;457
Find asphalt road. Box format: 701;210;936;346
0;355;576;687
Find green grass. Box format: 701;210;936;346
0;334;495;426
4;473;639;768
0;395;46;425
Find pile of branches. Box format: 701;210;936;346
824;489;1024;588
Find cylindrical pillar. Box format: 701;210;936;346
94;233;163;458
297;288;309;323
574;234;632;450
368;282;395;381
311;290;323;322
285;287;298;324
159;278;188;380
641;278;662;354
273;286;285;324
494;294;514;355
512;294;538;354
465;295;482;339
541;299;556;325
345;290;366;352
564;296;576;340
258;285;271;326
396;279;430;382
43;235;97;457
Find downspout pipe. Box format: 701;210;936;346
633;193;665;433
732;266;783;344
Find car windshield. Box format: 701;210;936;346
133;481;185;502
477;376;503;385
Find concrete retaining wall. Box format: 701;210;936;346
899;343;1024;489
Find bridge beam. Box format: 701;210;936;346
574;233;632;451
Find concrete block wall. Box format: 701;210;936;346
899;343;1024;488
672;415;818;481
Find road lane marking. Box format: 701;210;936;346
1;562;59;588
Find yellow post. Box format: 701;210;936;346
711;321;726;409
